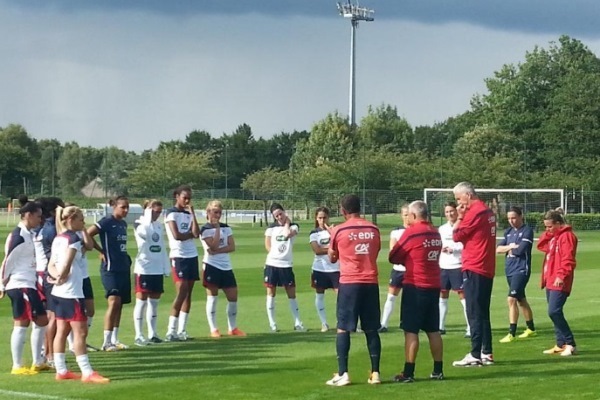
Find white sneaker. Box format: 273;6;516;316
177;331;191;341
294;323;307;332
270;325;279;333
326;372;351;386
134;337;149;347
367;371;381;384
321;323;330;333
164;333;180;342
481;353;494;365
114;341;129;350
560;345;576;356
452;353;482;367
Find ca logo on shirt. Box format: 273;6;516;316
354;243;369;255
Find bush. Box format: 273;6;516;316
498;212;600;231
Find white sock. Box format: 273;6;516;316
177;312;189;334
289;298;301;326
111;327;119;344
103;330;112;347
461;298;470;334
54;352;67;375
226;301;238;331
147;299;159;338
133;298;147;339
439;297;449;330
315;293;327;325
76;354;93;378
67;331;74;351
380;293;397;328
167;315;178;335
266;296;276;328
206;296;218;332
31;323;46;365
87;316;94;329
11;326;28;369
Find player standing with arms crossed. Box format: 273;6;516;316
326;194;382;386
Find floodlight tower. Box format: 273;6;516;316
337;1;374;127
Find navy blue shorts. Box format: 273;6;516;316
101;270;132;304
53;297;87;322
43;276;56;312
82;277;94;300
440;268;464;292
389;269;405;289
336;283;381;332
203;263;237;289
401;284;440;334
7;288;46;321
263;265;295;288
311;270;340;290
171;257;200;282
507;274;530;300
135;274;164;294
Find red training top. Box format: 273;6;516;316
389;221;442;289
538;225;577;294
330;217;380;284
452;199;496;278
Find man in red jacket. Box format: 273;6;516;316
537;210;578;356
389;201;444;383
451;182;496;367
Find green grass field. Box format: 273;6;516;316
0;215;598;400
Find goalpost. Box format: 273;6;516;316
423;188;565;226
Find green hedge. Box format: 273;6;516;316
498;212;600;231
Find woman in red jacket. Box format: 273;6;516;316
537;210;578;357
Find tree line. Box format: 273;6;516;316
1;35;599;204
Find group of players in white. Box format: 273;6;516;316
0;183;566;385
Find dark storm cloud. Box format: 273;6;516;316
4;0;599;37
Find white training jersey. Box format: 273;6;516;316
33;228;48;273
200;223;234;271
438;222;463;270
390;228;406;272
75;231;90;279
51;230;84;299
309;228;339;273
1;222;37;291
134;209;170;275
265;223;299;268
165;207;198;259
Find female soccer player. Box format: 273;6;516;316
49;205;109;383
165;186;200;341
1;201;48;375
88;196;131;351
201;200;245;337
379;204;409;332
309;207;339;332
264;203;305;332
133;200;170;345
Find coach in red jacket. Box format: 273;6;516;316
389;200;444;382
451;182;496;367
537;210;578;356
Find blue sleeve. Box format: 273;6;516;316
5;229;25;256
511;226;533;256
95;217;111;233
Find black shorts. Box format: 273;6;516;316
263;265;295;288
440;269;464;292
82;277;94;300
171;257;200;282
136;274;165;294
389;269;405;289
400;284;440;334
53;297;87;322
311;270;340;290
7;288;46;321
337;283;381;332
43;276;56;312
203;263;237;289
507;273;530;300
101;270;132;304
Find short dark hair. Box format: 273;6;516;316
508;206;523;216
173;185;192;198
444;201;457;208
341;194;361;214
270;202;284;214
19;201;42;216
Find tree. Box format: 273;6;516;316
125;148;216;197
0;124;40;196
357;104;413;152
241;167;287;223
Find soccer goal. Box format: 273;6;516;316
424;188;565;226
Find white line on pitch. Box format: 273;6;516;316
0;389;83;400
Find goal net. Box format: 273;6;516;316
424;188;564;228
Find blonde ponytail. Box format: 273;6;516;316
55;205;82;234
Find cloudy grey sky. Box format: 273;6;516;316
1;1;599;151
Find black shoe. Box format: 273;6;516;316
439;329;446;335
378;326;388;333
430;372;444;380
86;344;100;352
149;336;163;344
392;373;415;383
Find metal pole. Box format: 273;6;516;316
349;19;357;127
225;142;228;199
